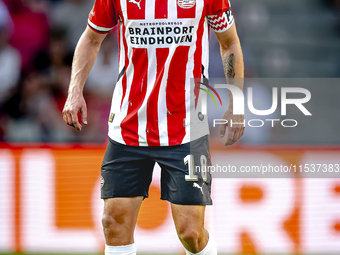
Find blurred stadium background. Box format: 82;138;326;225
0;0;340;254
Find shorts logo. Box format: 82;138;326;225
193;183;204;194
178;0;196;9
100;176;104;188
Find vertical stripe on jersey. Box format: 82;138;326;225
201;21;210;80
120;16;129;108
166;46;189;146
121;48;148;146
108;20;126;144
168;0;177;20
193;14;205;108
145;0;155;20
117;24;121;72
127;0;145;20
177;2;196;19
146;48;169;146
155;0;168;19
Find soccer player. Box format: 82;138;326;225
62;0;244;254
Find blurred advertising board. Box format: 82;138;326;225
0;144;339;254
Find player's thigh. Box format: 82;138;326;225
171;203;206;235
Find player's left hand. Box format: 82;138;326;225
220;107;245;146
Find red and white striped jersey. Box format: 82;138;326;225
88;0;234;146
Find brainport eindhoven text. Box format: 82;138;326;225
128;26;195;45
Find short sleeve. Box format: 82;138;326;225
206;0;231;16
88;0;117;34
206;0;234;33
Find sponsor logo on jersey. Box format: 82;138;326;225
128;24;195;46
100;176;104;188
178;0;195;9
129;0;142;10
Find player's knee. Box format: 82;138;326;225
102;208;128;229
102;213;115;229
177;228;200;245
102;213;122;230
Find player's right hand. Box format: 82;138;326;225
62;92;87;132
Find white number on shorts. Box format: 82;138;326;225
200;155;208;181
184;154;198;181
184;154;209;181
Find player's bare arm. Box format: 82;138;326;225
215;23;245;146
62;26;107;131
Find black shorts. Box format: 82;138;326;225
100;135;212;205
